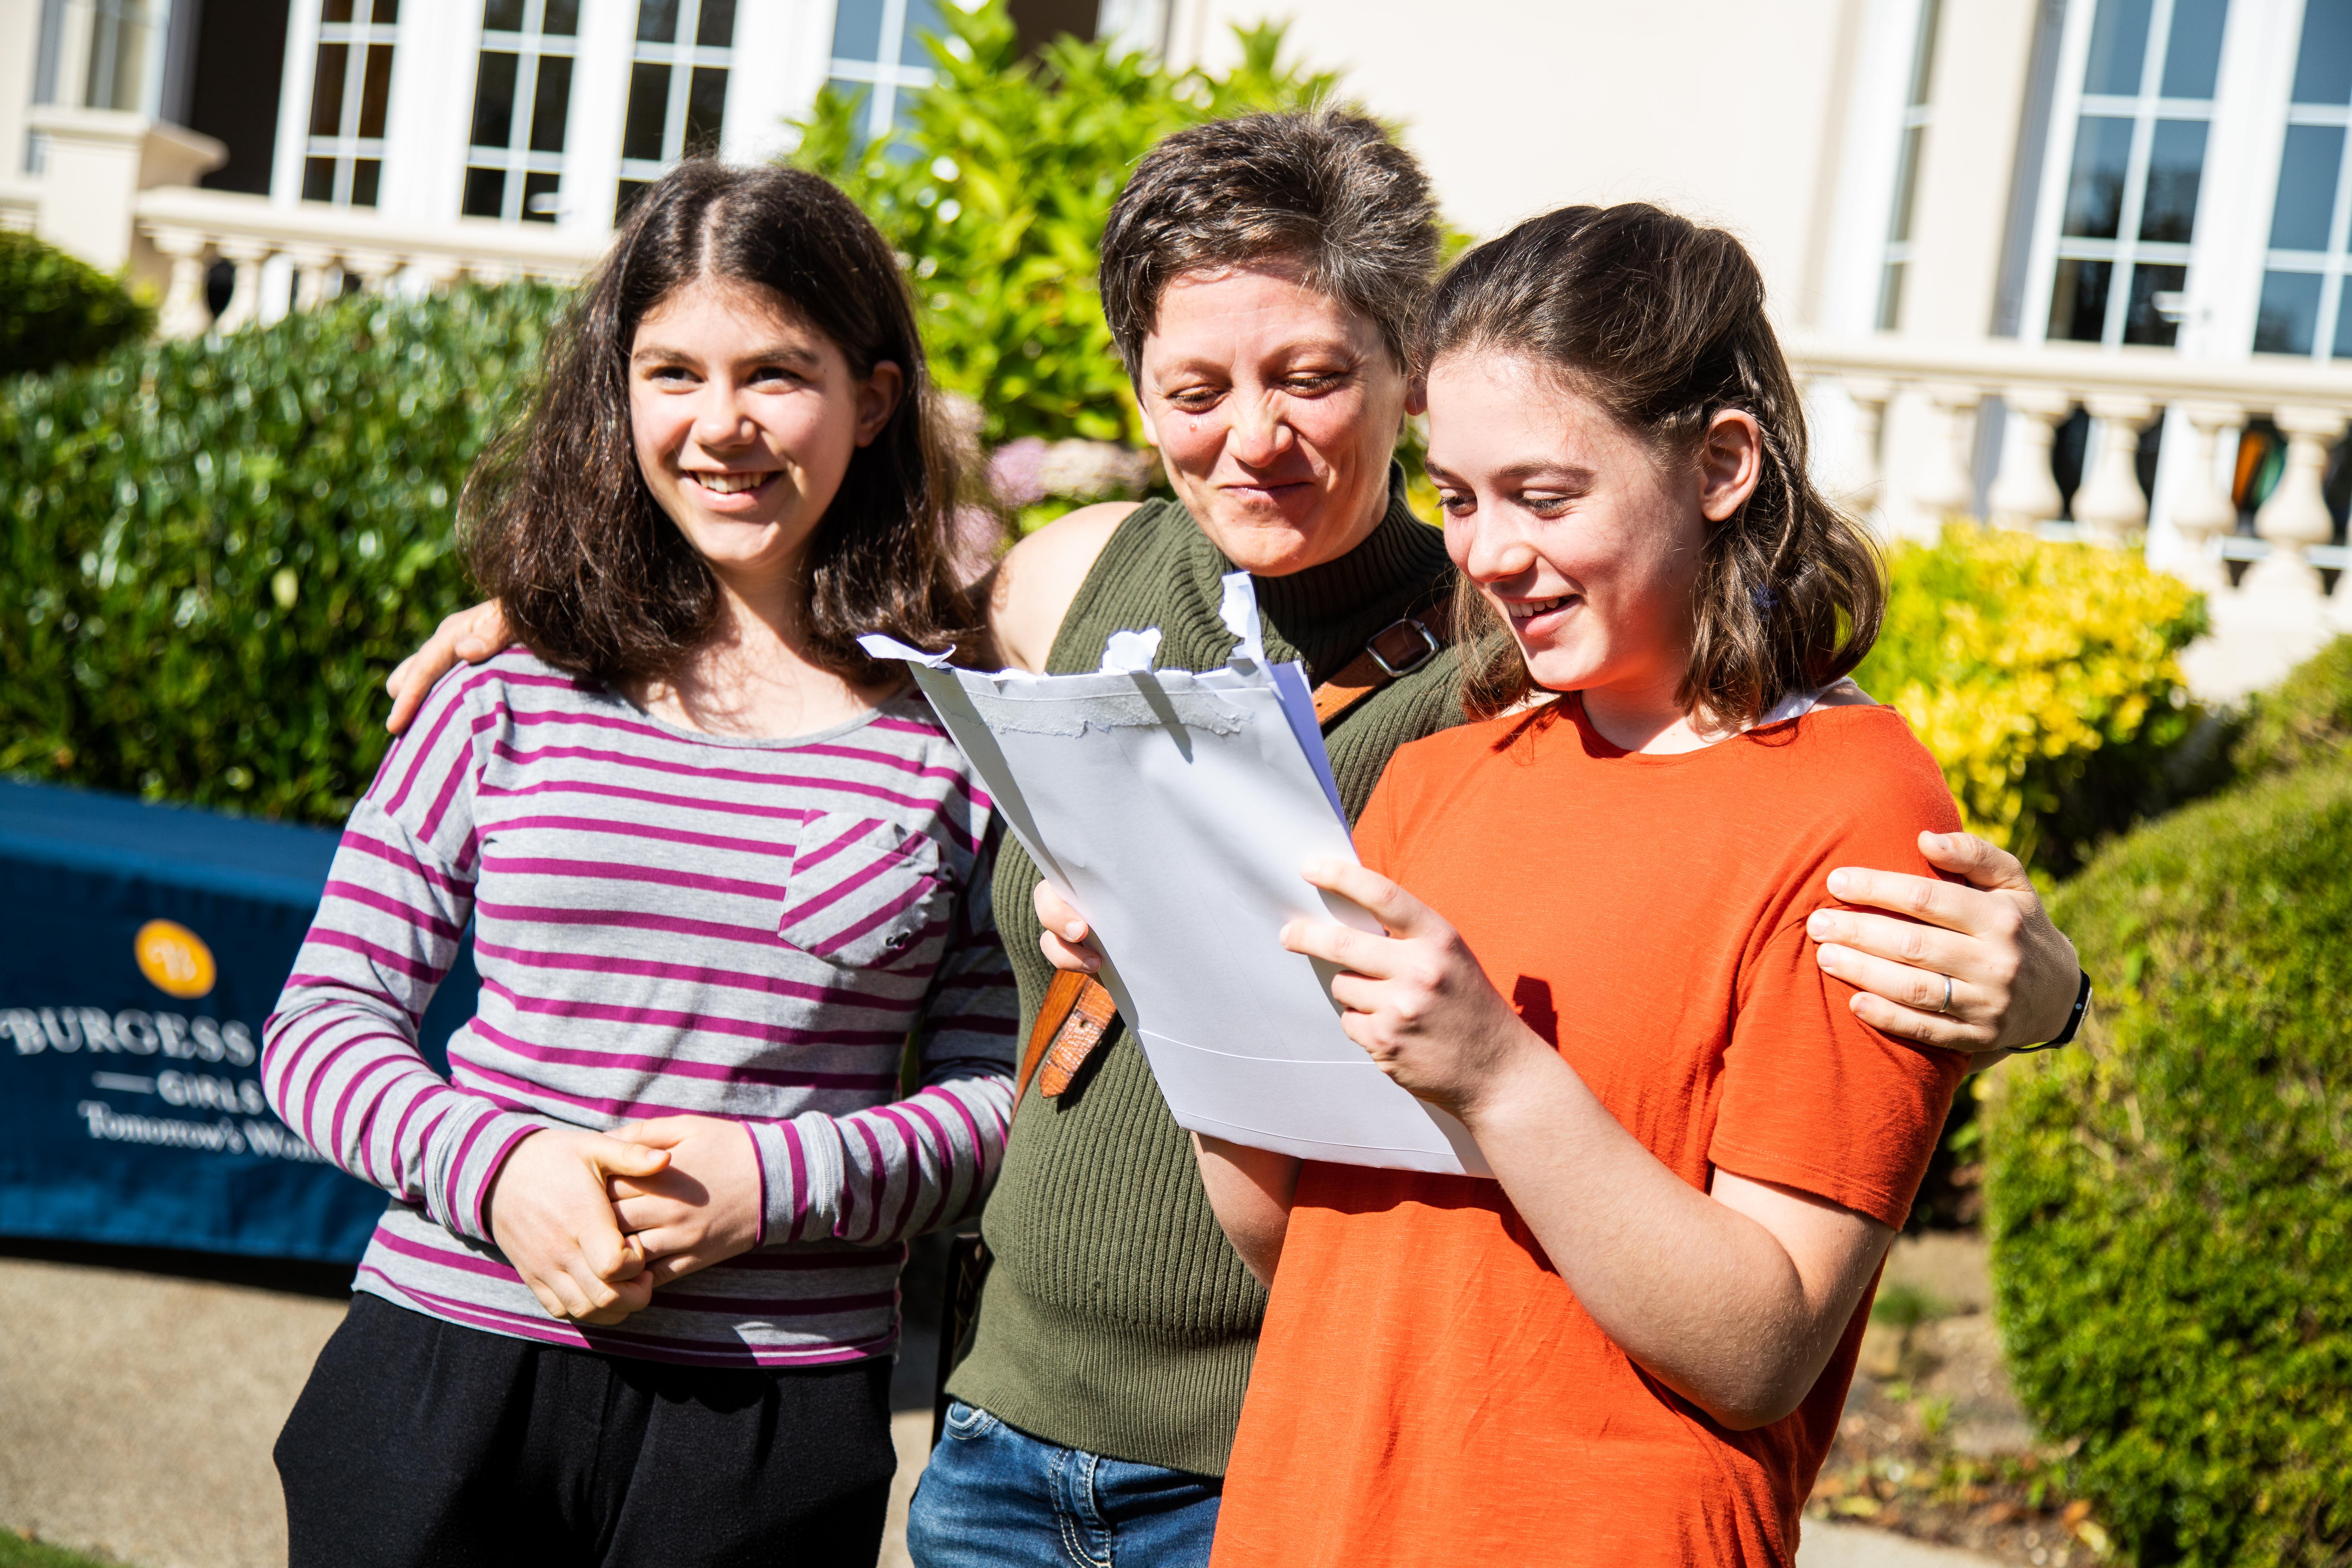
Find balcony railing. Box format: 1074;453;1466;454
1785;335;2352;698
132;187;605;338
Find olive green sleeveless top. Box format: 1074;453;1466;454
946;472;1464;1476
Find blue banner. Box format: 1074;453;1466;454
0;779;479;1262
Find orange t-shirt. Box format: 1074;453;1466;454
1211;699;1969;1568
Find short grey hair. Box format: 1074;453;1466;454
1098;107;1441;377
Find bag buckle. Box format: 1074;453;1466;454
1366;617;1440;679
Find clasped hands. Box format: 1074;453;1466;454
484;1114;763;1326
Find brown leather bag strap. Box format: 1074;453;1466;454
1015;605;1453;1102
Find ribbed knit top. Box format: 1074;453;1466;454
946;471;1462;1475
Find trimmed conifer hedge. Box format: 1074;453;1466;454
1986;703;2352;1563
0;283;564;824
0;230;156;378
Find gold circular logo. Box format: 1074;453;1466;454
135;920;217;999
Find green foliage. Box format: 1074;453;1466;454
2232;634;2352;781
0;1529;123;1568
0;231;155;379
0;282;564;824
789;2;1340;446
1854;524;2209;876
1985;755;2352;1566
1869;1282;1950;1329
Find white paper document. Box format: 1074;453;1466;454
862;575;1490;1179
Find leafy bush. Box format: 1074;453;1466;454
0;282;563;824
2232;634;2352;781
0;230;155;378
789;3;1338;447
1854;524;2208;876
1984;755;2352;1566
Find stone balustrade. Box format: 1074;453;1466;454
133;186;606;339
1784;335;2352;699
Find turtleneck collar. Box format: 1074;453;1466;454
1179;465;1455;683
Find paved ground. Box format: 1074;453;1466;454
0;1240;2006;1568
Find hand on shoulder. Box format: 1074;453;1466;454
983;501;1140;672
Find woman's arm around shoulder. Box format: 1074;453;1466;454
983;502;1139;672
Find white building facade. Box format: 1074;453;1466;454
3;0;2349;694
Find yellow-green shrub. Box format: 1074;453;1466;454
1853;525;2207;875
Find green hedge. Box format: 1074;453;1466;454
0;283;562;824
1985;738;2352;1564
2232;634;2352;782
1;230;155;379
1853;525;2209;878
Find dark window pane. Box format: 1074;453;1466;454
371;0;398;23
544;0;578;32
309;43;347;136
350;158;380;207
461;164;505;217
2061;116;2135;238
2270;124;2345;251
2292;0;2352;105
2337;278;2352;359
470;51;517;147
522;169;560;222
2159;0;2227;98
2049;257;2113;343
358;43;395;138
615;177;651;225
1876;261;1906;332
1906;0;1942;106
2139;118;2207;242
695;0;735;46
1887;124;1925;243
635;0;676;42
322;0;351;23
2084;0;2152;94
899;0;943;66
2124;262;2187;346
481;0;522;29
530;55;571;150
2256;270;2323;354
622;61;669;160
831;0;882;59
302;155;337;201
684;65;726;155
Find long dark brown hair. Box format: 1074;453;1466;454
462;160;988;687
1417;204;1883;729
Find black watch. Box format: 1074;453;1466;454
2015;970;2092;1052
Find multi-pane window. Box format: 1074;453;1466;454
613;0;736;223
2254;0;2352;357
303;0;400;207
1877;0;1943;331
2046;0;2227;347
462;0;578;223
827;0;943;144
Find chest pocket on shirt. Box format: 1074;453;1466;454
778;813;953;969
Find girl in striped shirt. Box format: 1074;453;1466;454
265;162;1017;1568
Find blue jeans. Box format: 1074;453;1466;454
904;1401;1221;1568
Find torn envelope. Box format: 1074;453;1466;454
861;574;1490;1178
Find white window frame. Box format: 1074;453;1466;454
614;0;737;202
464;0;581;223
827;0;938;144
303;0;402;207
2260;3;2352;357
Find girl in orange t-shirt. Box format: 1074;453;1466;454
1194;205;1977;1565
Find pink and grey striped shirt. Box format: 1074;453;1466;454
264;649;1017;1367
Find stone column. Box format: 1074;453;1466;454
1911;384;1985;526
2246;406;2344;602
211;239;274;332
2168;404;2246;595
1986;389;2072;532
2072;395;2156;545
147;227;214;339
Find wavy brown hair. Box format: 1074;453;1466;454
1417;204;1883;729
462;160;989;688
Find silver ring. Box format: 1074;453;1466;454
1937;974;1954;1015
